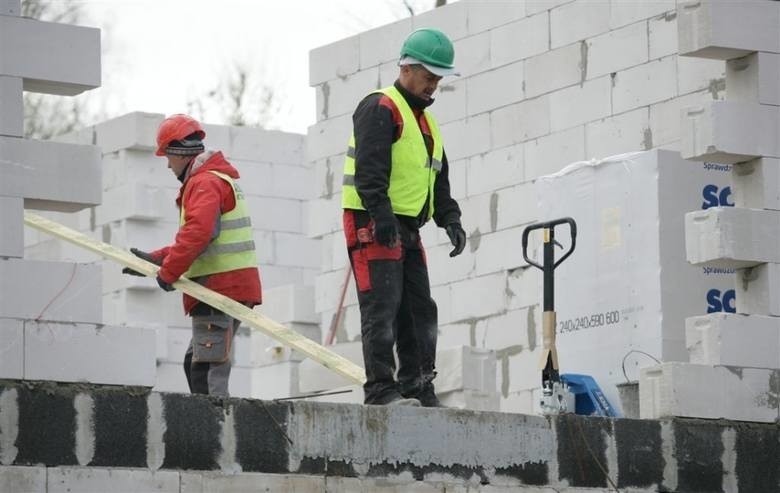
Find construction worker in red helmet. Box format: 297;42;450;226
342;28;467;406
123;113;262;397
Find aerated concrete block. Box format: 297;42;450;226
306;196;344;239
305;112;351;162
95;182;166;224
435;346;497;394
0;76;22;137
24;321;156;386
298;340;363;393
524;43;582;99
490;96;551;148
316;68;377;121
727;52;780;106
0;137;101;212
550;76;616;132
686;313;780;368
450;272;508;322
612;57;677;114
0;195;22;257
550;0;610;49
357;18;412;70
245;196;302;233
466;62;524;115
676;56;725;96
640;362;780;423
0;258;102;323
677;0;780;60
732;158;780;210
94;112;163;154
0;318;23;379
735;262;780;316
489;12;548;68
261;284;317;323
587;21;648;80
585;107;650;160
609;0;675;30
685;206;780;269
153;361;189;394
0;16;100;95
309;35;360;86
649;11;678;60
681;102;780;163
438;112;491;161
439;389;501;412
233;322;320;367
229;361;300;400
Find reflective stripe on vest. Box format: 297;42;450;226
182;170;258;278
341;86;444;219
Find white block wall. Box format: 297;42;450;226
23;111;315;398
307;0;736;414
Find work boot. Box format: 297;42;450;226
416;382;443;407
387;396;421;406
402;381;443;407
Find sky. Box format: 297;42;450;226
69;0;440;134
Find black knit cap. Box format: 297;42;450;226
166;132;204;156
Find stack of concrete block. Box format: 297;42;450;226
307;0;738;414
230;285;320;400
436;346;500;411
24;111;318;398
0;5;159;387
640;0;780;423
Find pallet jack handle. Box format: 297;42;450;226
521;217;577;405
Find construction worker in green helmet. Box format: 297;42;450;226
342;28;467;406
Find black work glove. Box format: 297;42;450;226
445;222;467;257
122;247;160;276
373;215;400;248
156;275;175;292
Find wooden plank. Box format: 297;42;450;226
23;211;366;385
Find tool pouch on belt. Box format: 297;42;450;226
342;210;402;292
192;321;233;363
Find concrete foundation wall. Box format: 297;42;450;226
0;381;777;492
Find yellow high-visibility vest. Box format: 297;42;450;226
182;170;257;278
342;86;444;219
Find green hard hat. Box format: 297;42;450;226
399;28;459;77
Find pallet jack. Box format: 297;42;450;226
522;217;577;415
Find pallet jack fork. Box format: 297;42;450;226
522;217;577;415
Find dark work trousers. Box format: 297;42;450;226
344;210;438;404
183;304;241;397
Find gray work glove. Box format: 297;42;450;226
445;222;467;257
122;247;160;276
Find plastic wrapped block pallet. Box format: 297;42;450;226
536;149;733;414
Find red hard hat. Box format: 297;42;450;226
155;114;206;156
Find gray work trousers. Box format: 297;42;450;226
183;309;240;397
